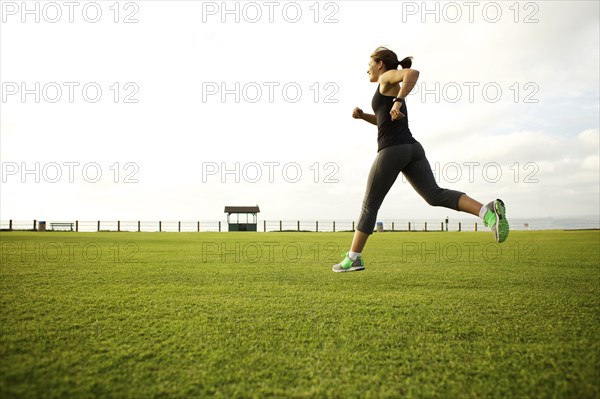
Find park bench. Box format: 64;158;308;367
50;222;74;231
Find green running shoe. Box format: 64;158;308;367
483;199;509;243
332;253;365;273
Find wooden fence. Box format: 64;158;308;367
1;219;480;233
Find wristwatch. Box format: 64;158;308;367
392;97;404;103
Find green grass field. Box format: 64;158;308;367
1;230;599;398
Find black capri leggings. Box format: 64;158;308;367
357;142;465;234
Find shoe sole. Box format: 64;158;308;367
493;199;509;243
332;266;365;273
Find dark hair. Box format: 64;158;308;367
371;46;413;69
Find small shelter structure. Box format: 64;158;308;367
224;205;260;231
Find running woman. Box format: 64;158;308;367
333;47;509;273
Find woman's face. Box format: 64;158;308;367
367;58;382;82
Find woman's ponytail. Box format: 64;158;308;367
398;56;413;69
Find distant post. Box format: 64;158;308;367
9;220;12;231
97;220;100;232
75;220;79;232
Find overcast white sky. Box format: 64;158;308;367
1;0;599;223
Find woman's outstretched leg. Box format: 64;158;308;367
402;144;510;242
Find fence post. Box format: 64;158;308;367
264;220;266;232
97;220;100;232
279;220;282;232
75;220;79;232
9;220;12;231
333;221;336;232
178;221;181;232
297;221;300;232
440;222;443;231
458;222;461;232
159;221;162;232
425;222;427;232
197;221;200;232
392;222;394;231
138;221;141;232
33;219;37;231
408;222;411;231
118;221;121;232
218;221;221;232
474;222;477;232
316;221;318;232
352;221;355;230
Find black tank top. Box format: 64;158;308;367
372;84;416;151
